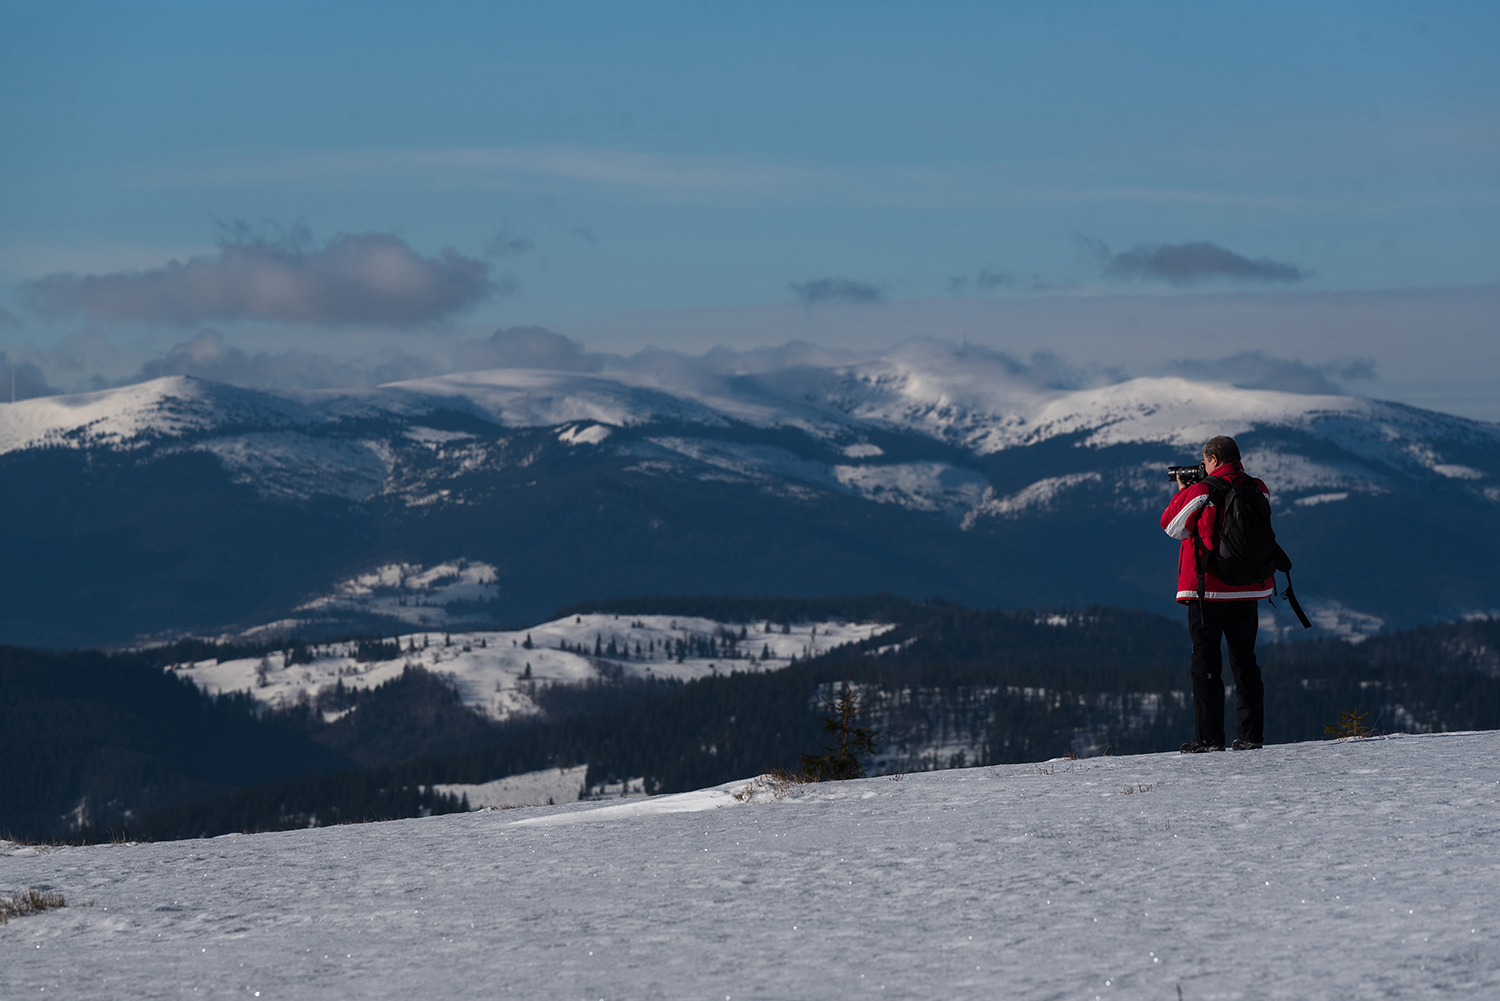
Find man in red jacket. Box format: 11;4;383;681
1160;435;1272;753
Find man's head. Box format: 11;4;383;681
1202;435;1241;473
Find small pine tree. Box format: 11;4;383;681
523;663;532;679
799;678;883;782
523;633;533;650
1325;708;1372;738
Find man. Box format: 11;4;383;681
1160;435;1272;752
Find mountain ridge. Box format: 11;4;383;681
1;347;1496;646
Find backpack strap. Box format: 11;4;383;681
1192;477;1231;604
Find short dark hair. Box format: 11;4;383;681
1203;435;1241;463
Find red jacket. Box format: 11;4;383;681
1160;462;1275;602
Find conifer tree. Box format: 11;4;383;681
799;678;883;781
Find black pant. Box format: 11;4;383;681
1188;600;1264;745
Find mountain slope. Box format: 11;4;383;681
1;345;1496;646
0;642;351;836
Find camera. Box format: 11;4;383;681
1167;462;1206;485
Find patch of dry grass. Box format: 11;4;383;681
0;888;78;924
1;831;74;850
732;768;812;802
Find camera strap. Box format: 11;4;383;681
1280;571;1313;630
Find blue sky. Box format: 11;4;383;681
2;1;1497;414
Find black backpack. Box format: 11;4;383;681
1195;473;1311;628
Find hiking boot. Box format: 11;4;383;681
1180;739;1225;753
1231;739;1263;750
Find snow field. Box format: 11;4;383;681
173;614;896;722
291;559;502;626
4;731;1497;1000
435;767;590;810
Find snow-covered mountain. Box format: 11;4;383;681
2;343;1497;645
5;731;1497;999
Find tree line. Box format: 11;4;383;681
8;598;1500;843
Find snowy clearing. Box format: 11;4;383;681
4;731;1497;999
435;766;590;810
172;613;895;722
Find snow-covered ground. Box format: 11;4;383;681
173;613;895;722
288;559;503;628
435;766;591;810
5;731;1497;999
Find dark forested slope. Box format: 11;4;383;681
0;643;347;837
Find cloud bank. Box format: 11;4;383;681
23;229;495;327
790;277;885;308
142;330;438;390
1082;237;1305;285
106;327;606;392
116;328;843;395
453;327;603;373
1168;350;1376;395
10;326;1384;403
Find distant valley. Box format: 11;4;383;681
6;594;1499;841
